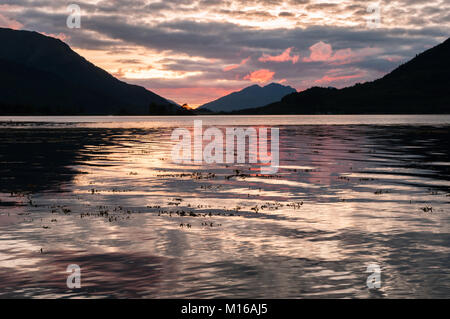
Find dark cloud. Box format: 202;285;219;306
2;0;449;104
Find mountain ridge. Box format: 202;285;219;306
198;83;296;112
0;28;189;115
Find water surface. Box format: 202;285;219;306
0;115;449;298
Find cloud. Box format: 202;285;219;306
0;13;23;30
303;41;382;65
223;56;251;71
243;69;275;83
303;41;333;62
259;47;300;64
2;0;449;105
382;55;404;62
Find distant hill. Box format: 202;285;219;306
198;83;296;112
0;28;189;115
233;38;450;114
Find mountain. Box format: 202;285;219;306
0;28;189;115
198;83;296;112
233;38;450;114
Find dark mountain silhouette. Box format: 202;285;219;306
233;38;450;114
198;83;296;112
0;28;190;115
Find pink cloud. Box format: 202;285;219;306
304;41;381;65
383;55;404;62
223;56;251;71
330;47;382;65
243;69;275;84
303;42;333;62
40;32;70;42
0;13;23;30
259;47;300;64
331;48;352;61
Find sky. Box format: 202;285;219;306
0;0;449;107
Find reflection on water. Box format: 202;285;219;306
0;116;449;298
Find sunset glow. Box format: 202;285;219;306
0;0;448;106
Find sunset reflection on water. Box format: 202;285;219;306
0;116;449;298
